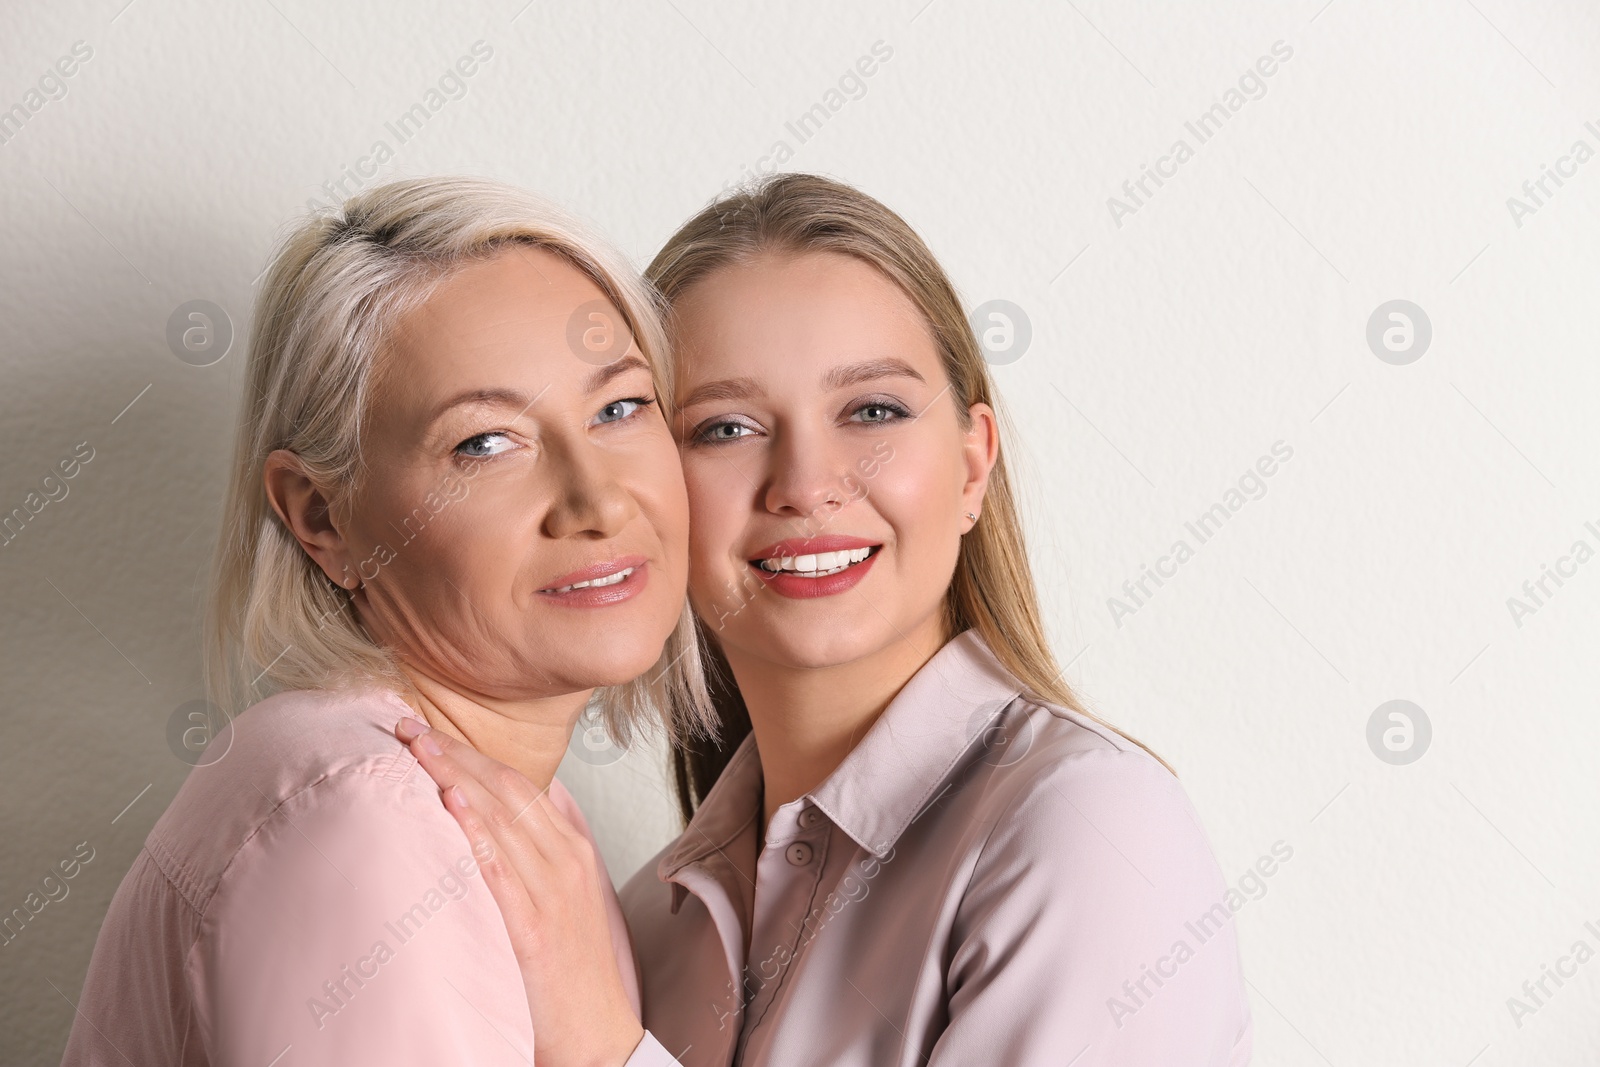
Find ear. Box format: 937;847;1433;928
262;449;356;588
960;402;999;522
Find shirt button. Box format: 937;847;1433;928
798;807;823;829
785;841;813;866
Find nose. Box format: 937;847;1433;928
761;427;850;520
541;432;638;541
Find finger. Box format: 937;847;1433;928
522;787;587;848
441;771;569;889
396;726;573;885
514;791;608;903
400;722;547;823
426;733;575;846
440;786;548;964
492;788;581;879
446;782;571;914
395;718;463;790
470;777;600;903
396;721;588;874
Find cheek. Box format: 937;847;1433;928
681;459;750;605
353;470;519;594
627;439;690;542
870;447;965;546
682;459;741;557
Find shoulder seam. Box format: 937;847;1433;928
135;842;205;920
194;762;428;917
1020;695;1138;753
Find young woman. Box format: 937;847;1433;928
61;177;702;1067
402;175;1253;1066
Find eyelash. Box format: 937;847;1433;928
688;396;913;446
452;395;657;461
850;398;913;423
596;395;657;425
454;432;511;460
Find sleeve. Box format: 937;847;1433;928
624;1030;685;1066
60;850;206;1067
192;772;540;1066
929;749;1254;1066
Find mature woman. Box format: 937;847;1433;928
61;178;703;1066
405;174;1253;1065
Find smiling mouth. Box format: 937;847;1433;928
542;567;636;594
752;545;879;577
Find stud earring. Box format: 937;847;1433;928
965;512;978;522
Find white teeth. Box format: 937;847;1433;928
758;547;873;575
550;567;634;593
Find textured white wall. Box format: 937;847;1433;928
3;0;1597;1063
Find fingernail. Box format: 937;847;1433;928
449;785;469;808
396;716;428;741
417;731;442;757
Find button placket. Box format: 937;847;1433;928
738;814;832;1056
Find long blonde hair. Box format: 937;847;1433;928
205;176;711;749
650;173;1169;819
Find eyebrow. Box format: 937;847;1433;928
582;354;653;394
676;375;762;410
678;357;926;410
821;357;926;391
427;386;534;427
425;354;654;425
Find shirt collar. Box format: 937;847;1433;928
809;628;1023;857
657;728;763;881
659;628;1023;878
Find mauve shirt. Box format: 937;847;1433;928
620;629;1254;1066
60;685;678;1066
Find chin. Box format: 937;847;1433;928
585;647;667;688
738;615;901;672
530;630;671;693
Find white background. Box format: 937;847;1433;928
2;0;1597;1063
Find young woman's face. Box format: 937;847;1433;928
336;245;689;699
671;250;995;672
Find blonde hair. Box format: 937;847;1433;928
650;173;1169;819
205;175;711;749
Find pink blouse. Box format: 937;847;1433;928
621;629;1254;1065
60;685;677;1066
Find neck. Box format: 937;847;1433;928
728;613;949;834
396;667;590;793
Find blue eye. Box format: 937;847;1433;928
594;396;655;425
455;432;515;459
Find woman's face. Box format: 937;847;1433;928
670;249;995;672
329;246;689;700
